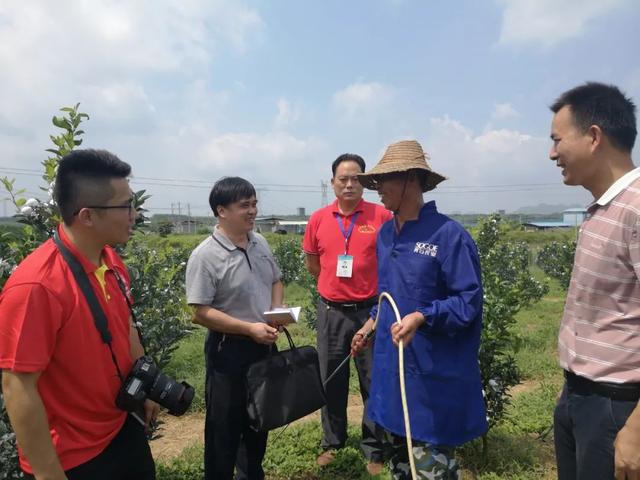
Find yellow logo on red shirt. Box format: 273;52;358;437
358;224;377;234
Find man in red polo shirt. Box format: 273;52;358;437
303;153;391;474
0;150;157;480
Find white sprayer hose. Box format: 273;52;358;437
372;292;417;480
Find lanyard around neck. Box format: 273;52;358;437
335;211;359;254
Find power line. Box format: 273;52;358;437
0;166;573;194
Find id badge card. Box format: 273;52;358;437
336;254;354;278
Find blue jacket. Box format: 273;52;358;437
367;201;487;446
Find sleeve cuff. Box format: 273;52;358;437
416;305;436;331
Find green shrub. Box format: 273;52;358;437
0;399;22;479
476;214;548;432
271;236;305;284
123;237;193;369
537;240;576;290
267;234;320;329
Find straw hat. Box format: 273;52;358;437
358;140;447;192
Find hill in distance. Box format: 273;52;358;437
512;203;583;215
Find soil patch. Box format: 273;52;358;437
151;395;365;461
150;411;205;461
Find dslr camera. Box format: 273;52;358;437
116;356;194;416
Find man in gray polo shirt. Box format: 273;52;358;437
186;177;283;480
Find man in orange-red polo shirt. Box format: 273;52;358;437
303;153;392;474
0;150;157;480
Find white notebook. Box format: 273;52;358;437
263;306;301;326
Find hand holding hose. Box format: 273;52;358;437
390;312;425;348
350;318;375;356
327;293;418;479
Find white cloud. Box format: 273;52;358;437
274;98;301;129
332;82;395;118
498;0;627;48
0;1;264;129
195;131;327;173
422;114;590;212
82;83;155;118
0;0;266;194
428;114;544;184
491;103;520;120
214;4;264;53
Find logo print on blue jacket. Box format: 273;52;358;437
413;242;438;257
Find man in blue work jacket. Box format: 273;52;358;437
352;140;487;479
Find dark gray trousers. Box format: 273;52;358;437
554;382;637;480
204;334;270;480
316;299;383;461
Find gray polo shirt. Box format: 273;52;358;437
186;226;282;324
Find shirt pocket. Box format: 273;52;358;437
406;252;441;294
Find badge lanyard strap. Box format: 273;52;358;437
335;212;359;255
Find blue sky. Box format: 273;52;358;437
1;0;639;216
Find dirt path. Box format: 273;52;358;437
151;380;557;479
150;411;205;461
150;395;366;461
150;383;544;461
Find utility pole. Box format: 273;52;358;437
187;203;192;234
321;180;328;207
177;202;182;234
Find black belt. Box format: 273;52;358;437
565;370;640;401
320;296;377;312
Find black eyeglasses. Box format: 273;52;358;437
73;200;135;216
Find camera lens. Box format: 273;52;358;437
148;372;194;416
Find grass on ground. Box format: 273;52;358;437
158;275;566;479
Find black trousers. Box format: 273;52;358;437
554;381;638;480
23;415;155;480
204;333;271;480
316;299;383;462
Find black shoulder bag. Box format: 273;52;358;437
245;327;326;431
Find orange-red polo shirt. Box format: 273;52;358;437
303;199;392;302
0;226;133;473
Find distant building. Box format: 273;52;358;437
174;219;208;234
254;216;307;235
563;208;588;227
278;220;307;235
522;207;588;231
255;216;284;233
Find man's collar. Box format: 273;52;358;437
331;198;365;216
212;225;255;251
56;225;110;274
419;201;437;217
594;167;640;207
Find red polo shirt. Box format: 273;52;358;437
303;199;392;302
0;226;133;473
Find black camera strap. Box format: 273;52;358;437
109;269;145;349
53;232;124;382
